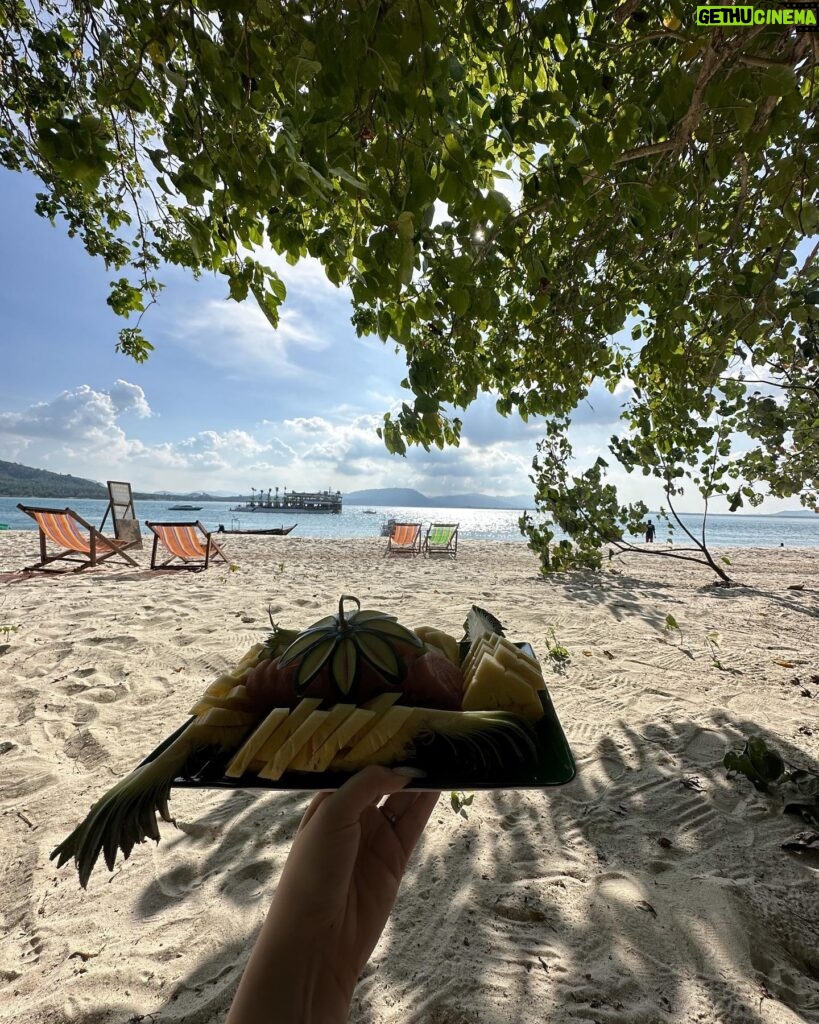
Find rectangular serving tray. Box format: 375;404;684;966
141;643;576;791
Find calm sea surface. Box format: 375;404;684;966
1;497;818;547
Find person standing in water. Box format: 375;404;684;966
645;520;656;543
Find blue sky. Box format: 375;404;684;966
0;168;806;511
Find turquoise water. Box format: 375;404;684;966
2;496;818;547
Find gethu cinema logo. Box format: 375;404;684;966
696;5;818;26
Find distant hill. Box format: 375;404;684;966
0;459;107;499
0;459;228;501
0;460;533;508
769;509;817;518
344;487;533;509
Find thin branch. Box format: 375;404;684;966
613;0;643;26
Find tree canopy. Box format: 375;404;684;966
2;0;818;550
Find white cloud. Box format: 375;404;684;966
282;416;333;435
169;298;330;379
1;380;806;513
0;382;152;447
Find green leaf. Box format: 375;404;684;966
450;288;470;316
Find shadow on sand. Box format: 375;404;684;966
75;713;819;1024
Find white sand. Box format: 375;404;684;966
0;531;817;1023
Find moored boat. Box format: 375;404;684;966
216;524;297;536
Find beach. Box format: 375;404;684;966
1;531;817;1024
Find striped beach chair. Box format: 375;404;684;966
17;504;140;573
424;523;459;559
145;521;228;570
384;521;422;557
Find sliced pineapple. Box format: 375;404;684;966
413;626;460;665
462;652;544;721
289;704;357;771
190;683;256;717
463;634;545;692
306;708;377;772
225;707;290;778
196;706;259;728
202;644;269;699
331;706;416;772
260;711;331;780
352;711;421;767
250;698;323;767
490;644;545;691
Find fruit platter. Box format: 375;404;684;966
52;597;575;885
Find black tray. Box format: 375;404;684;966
140;643;576;791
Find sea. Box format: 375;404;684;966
1;497;819;547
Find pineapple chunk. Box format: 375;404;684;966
306;709;376;772
413;626;460;665
331;706;416;772
189;684;256;717
490;644;545;691
259;711;330;780
289;704;357;771
196;706;259;728
202;645;267;699
252;698;322;765
225;707;290;778
462;653;543;721
356;713;420;767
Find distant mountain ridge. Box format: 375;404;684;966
0;460;224;501
0;464;533;508
344;487;533;509
0;459;107;499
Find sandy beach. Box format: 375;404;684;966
1;530;817;1024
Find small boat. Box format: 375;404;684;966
363;509;377;514
216;524;297;536
169;504;203;511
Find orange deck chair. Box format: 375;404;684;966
17;504;140;573
384;521;422;557
145;521;228;570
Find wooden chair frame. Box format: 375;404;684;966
145;520;229;570
100;480;143;550
17;504;140;573
424;523;459;559
384;522;422;557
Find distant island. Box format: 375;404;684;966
343;487;534;509
3;461;814;515
0;461;531;509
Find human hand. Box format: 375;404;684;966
227;767;439;1024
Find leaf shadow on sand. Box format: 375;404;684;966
52;717;819;1024
346;714;819;1024
702;582;819;622
531;569;680;629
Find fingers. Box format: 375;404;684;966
296;791;331;834
391;792;439;858
320;766;410;829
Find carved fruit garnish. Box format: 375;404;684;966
277;594;424;697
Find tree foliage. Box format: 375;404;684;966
1;0;818;551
